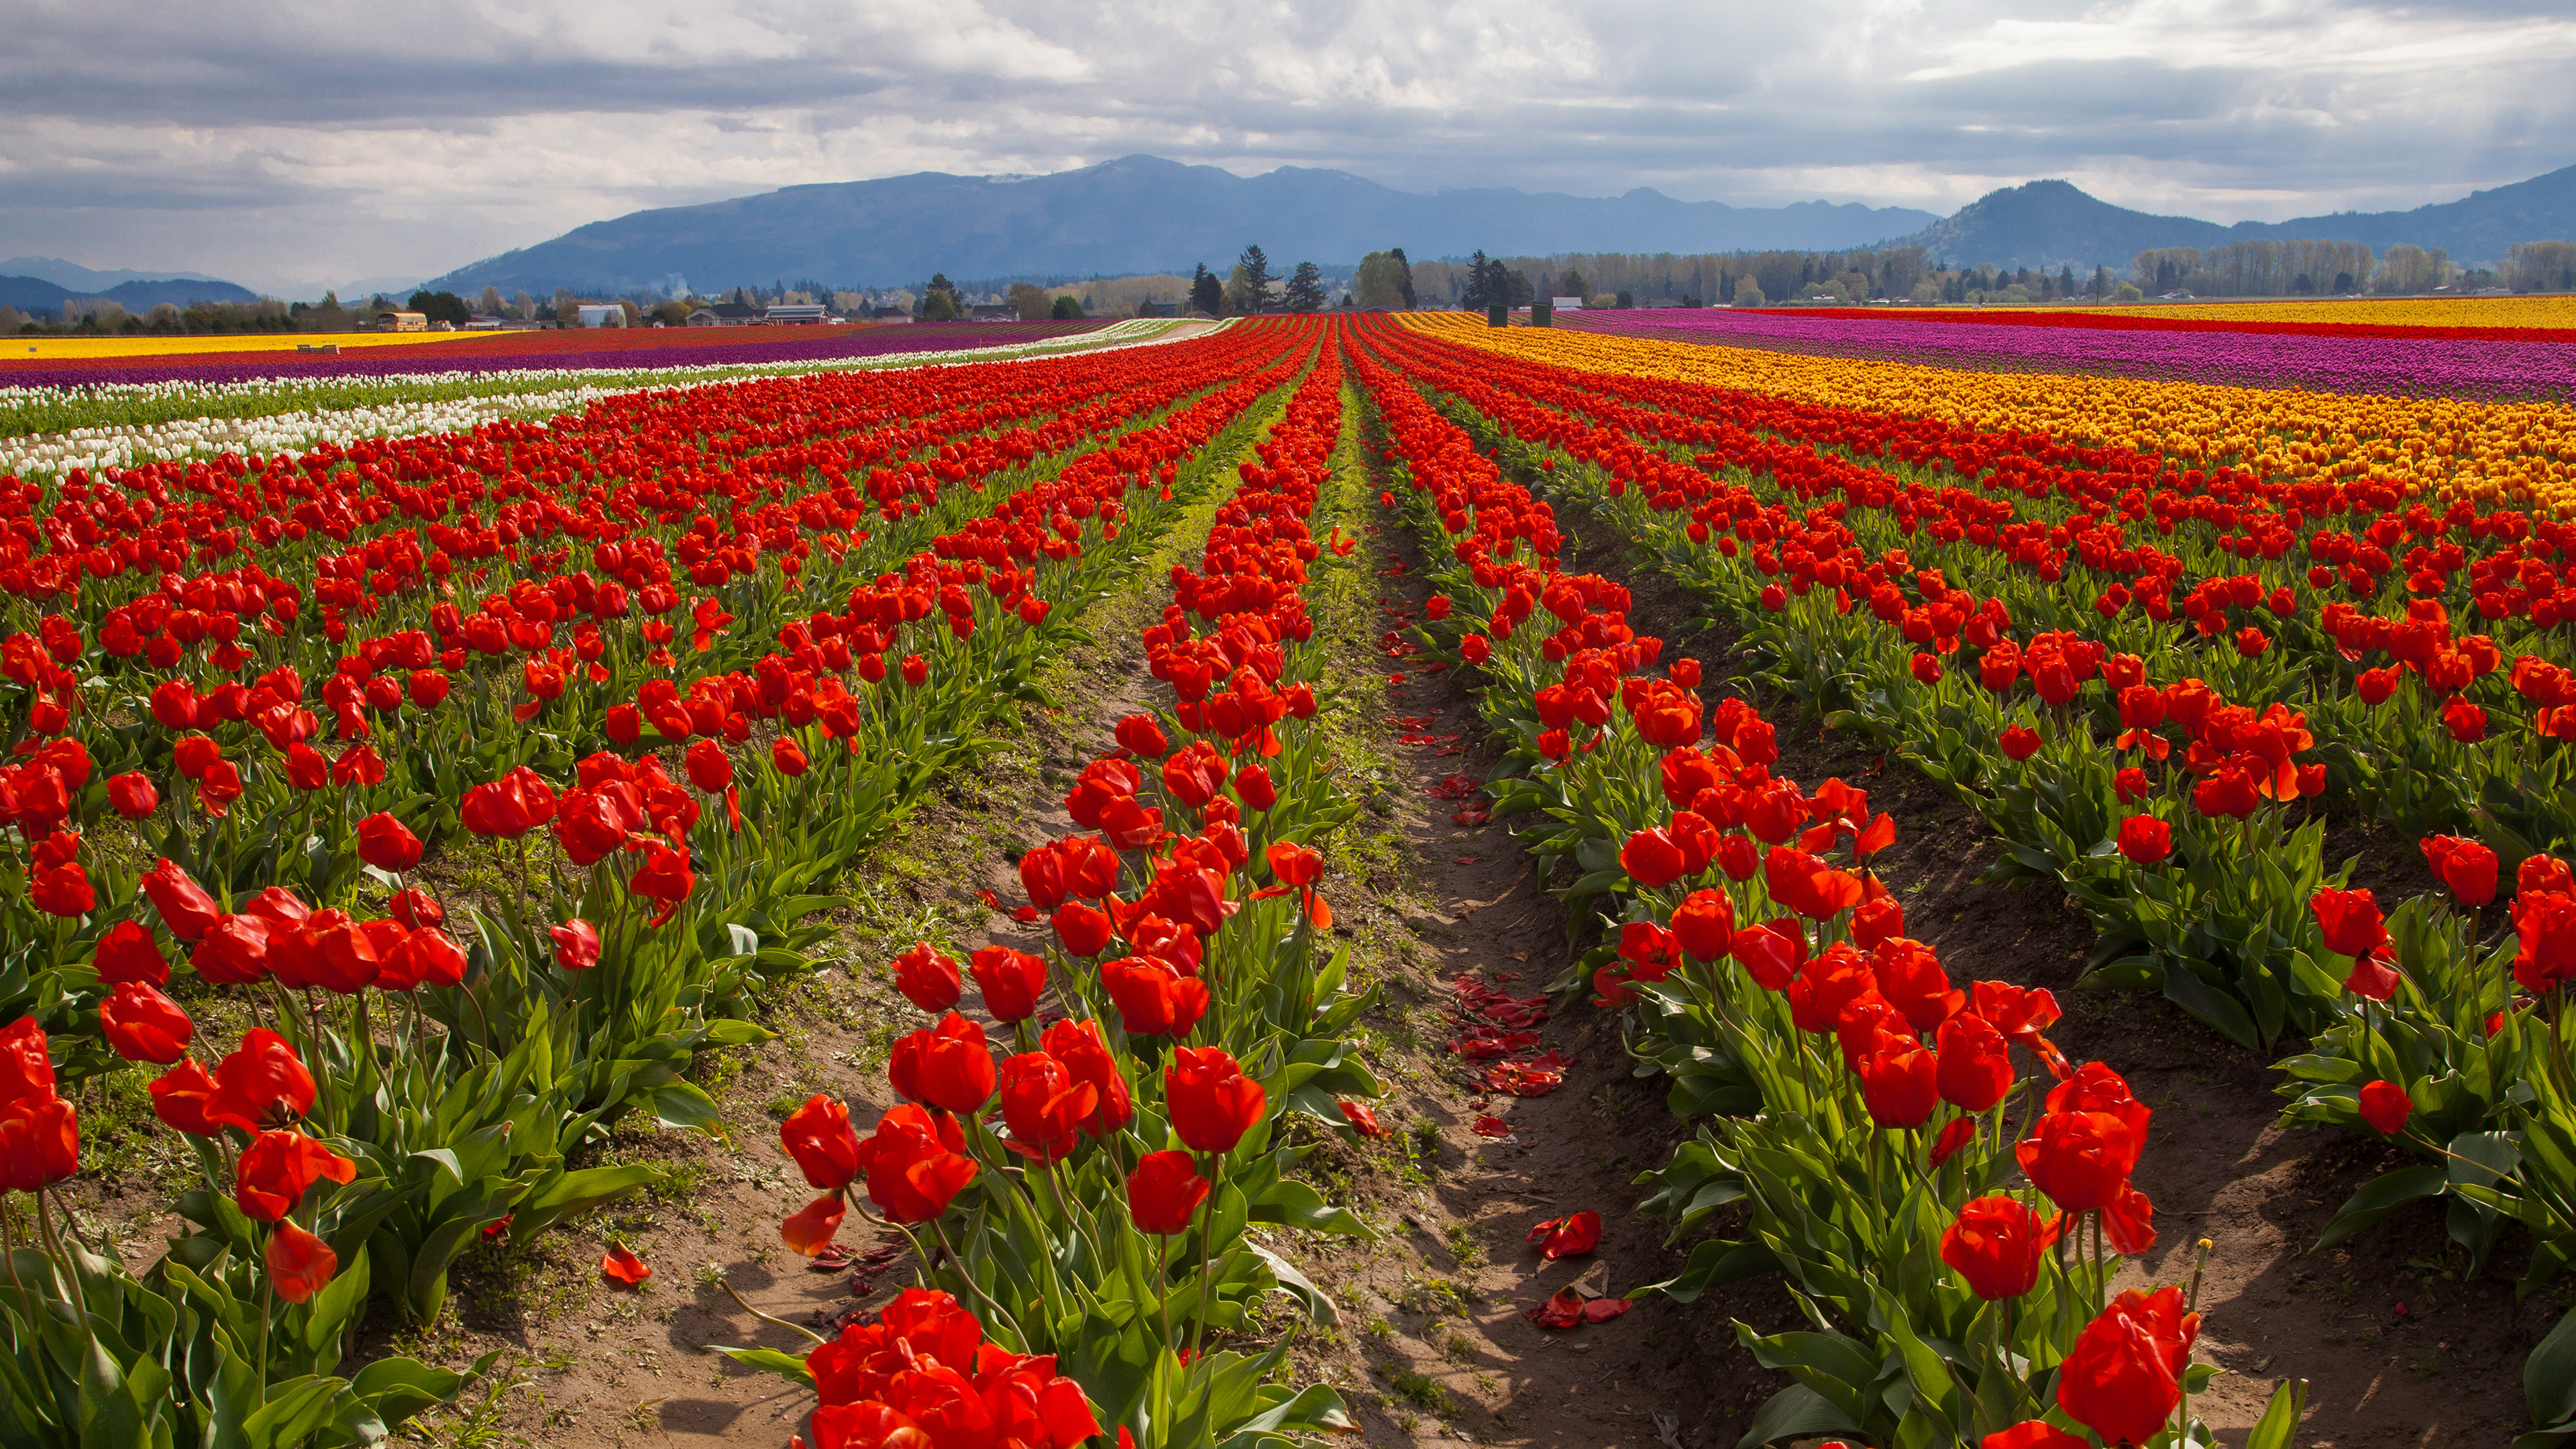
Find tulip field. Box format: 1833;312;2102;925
2;302;2575;1448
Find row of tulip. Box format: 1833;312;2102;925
1344;317;2304;1449
0;320;1116;390
1375;317;2573;1040
1367;318;2576;1442
1566;308;2576;403
1407;313;2576;515
0;322;1320;1444
0;319;1187;478
724;317;1381;1448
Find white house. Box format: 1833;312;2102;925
1552;297;1585;312
575;304;625;328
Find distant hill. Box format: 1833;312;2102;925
0;257;239;291
1878;166;2576;272
424;154;1943;294
0;271;260;314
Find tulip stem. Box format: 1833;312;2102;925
1187;1150;1218;1364
1153;1232;1177;1359
716;1274;827;1346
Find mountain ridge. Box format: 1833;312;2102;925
423;154;1942;295
1874;167;2576;272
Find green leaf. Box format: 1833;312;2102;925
2530;1304;2576;1433
710;1346;816;1388
512;1164;665;1236
1737;1383;1862;1449
2160;962;2259;1048
2314;1163;2448;1252
2247;1377;2308;1449
647;1081;727;1135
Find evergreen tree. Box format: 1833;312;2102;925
1283;261;1326;313
1389;248;1416;309
1189;264;1224;316
1458;250;1495;311
1228;245;1274;313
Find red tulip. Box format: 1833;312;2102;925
2102;1183;2157;1256
551;918;601;969
1858;1041;1939;1128
2310;887;2387;959
2516;888;2576;994
2016;1110;2136;1214
99;981;193;1064
892;941;963;1014
1099;955;1210;1039
970;946;1047;1022
1265;839;1322;887
386;927;469;990
628;843;696;906
1939;1195;2059;1300
91;920;170;986
140;857;223;943
2115;816;2170;865
1232;763;1276;811
997;1052;1096;1164
266;1219;339;1304
191;914;274;986
2344;951;2404;1002
685;738;735;793
1040;1018;1132;1137
1669;889;1733;961
148;1058;223;1136
2000;725;2042;761
1849;896;1904;951
461;765;557;838
234;1128;356;1221
208;1028;315;1133
2420;835;2498;908
2359;1079;2413;1136
30;862;93;918
888;1012;996;1113
1166;1045;1264;1155
1115;714;1169;758
2057;1287;2198;1448
106;771;159;819
356;812;422;872
782;1093;865;1190
1051;900;1115;957
862;1104;977;1222
1127;1150;1210;1235
0;1093;77;1192
771;737;810;776
1935;1013;2013;1112
1619;827;1687;888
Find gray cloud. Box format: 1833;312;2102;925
3;0;2570;296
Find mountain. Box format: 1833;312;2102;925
424;154;1942;294
1878;165;2576;271
0;271;260;314
1880;180;2241;272
0;256;237;290
2267;164;2576;262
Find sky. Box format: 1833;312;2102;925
4;0;2573;299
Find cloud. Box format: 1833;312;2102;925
2;0;2569;294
